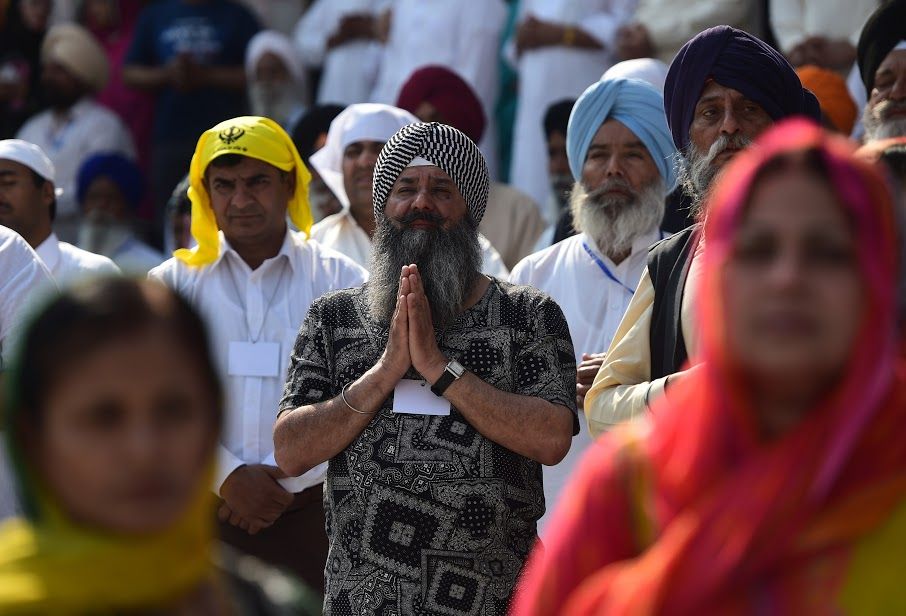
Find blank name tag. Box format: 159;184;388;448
392;379;451;415
228;341;281;377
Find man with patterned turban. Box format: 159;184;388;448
585;26;822;435
510;77;676;532
149;116;366;591
275;122;577;615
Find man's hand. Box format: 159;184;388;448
616;23;654;60
327;13;378;49
377;266;414;384
404;265;447;383
516;15;562;55
576;352;606;409
218;464;293;535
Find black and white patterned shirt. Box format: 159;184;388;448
280;278;576;615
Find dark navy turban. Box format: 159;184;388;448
664;26;821;152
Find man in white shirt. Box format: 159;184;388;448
507;0;636;206
17;23;136;231
310;103;510;276
293;0;389;105
509;77;676;533
0;139;120;287
149;116;366;591
0;224;56;519
245;30;309;130
76;152;164;276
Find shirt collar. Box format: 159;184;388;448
215;228;296;274
580;227;663;264
34;233;61;272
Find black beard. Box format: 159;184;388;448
367;213;482;327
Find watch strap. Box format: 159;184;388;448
431;360;464;396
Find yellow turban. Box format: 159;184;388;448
174;116;313;267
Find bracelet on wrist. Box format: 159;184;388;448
341;381;377;415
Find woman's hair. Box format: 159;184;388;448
9;277;222;431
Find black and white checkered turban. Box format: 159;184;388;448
372;122;490;224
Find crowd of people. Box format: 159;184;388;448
0;0;905;613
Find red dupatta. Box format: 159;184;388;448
514;120;906;614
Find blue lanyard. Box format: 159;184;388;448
582;241;636;294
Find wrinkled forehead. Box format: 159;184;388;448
392;164;457;189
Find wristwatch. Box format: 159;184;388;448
430;359;466;396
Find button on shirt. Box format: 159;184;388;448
149;230;367;493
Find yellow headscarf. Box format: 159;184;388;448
174;115;314;267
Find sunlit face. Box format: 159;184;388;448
384;165;468;231
581;119;660;194
690;81;772;171
869;49;906;110
34;328;217;535
206;156;292;246
341;140;383;216
722;168;863;397
0;158;53;245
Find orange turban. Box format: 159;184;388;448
796;65;857;135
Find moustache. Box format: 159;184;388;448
877;100;906;120
586;177;635;203
392;211;446;227
705;133;752;162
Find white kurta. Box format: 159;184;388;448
17;98;136;218
769;0;877;55
0;225;56;520
293;0;389;104
311;209;511;278
107;235;165;276
35;233;121;287
634;0;757;63
369;0;508;178
507;0;635;206
509;228;662;535
149;230;367;494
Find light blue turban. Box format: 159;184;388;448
566;77;678;192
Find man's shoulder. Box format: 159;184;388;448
648;223;700;257
58;242;119;274
492;277;563;312
510;235;581;281
148;255;208;289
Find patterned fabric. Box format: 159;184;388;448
372;122;490;224
280;279;576;615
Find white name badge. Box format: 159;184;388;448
392;379;451;416
228;341;281;378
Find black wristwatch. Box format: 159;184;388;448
430;359;466;396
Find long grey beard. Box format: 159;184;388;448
366;216;482;327
678;133;752;218
569;177;665;259
862;100;906;142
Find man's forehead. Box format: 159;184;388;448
696;80;748;104
394;165;455;184
590;118;646;148
343;140;385;152
206;155;280;178
877;49;906;76
0;159;31;174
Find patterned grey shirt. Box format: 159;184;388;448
280;278;576;615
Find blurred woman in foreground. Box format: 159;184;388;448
0;278;318;614
513;119;906;614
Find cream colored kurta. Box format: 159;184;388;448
584;242;704;436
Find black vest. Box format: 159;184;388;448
647;224;701;380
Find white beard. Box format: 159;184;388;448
569;176;665;261
863;100;906;142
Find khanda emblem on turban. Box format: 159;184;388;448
219;126;245;145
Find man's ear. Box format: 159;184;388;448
285;168;296;194
41;181;55;209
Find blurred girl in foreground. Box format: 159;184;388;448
0;278;318;614
513;119;906;614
